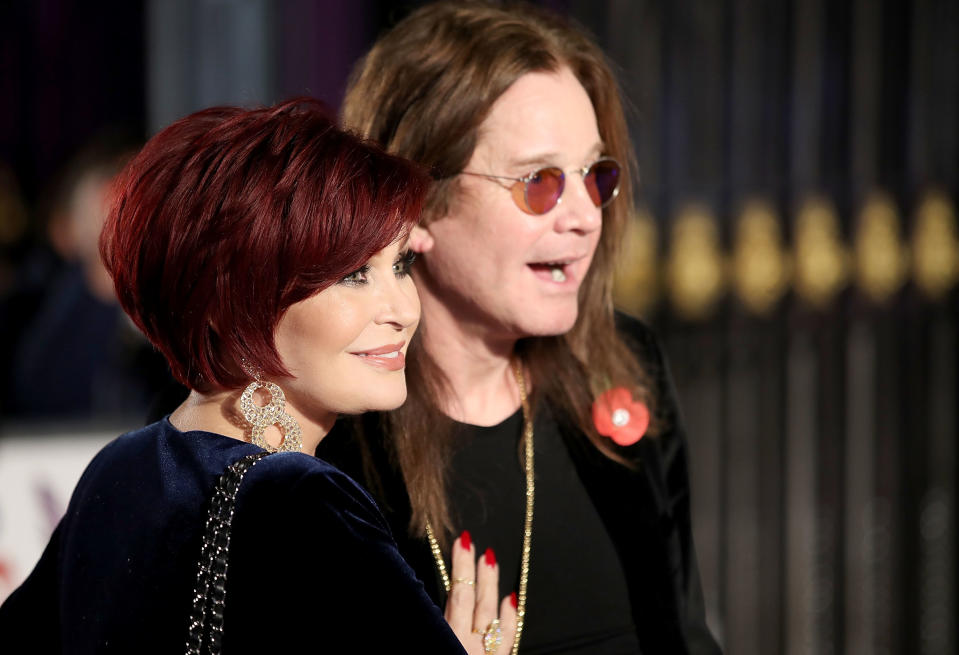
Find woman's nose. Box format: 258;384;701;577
377;277;420;329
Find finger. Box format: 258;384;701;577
498;592;518;653
473;547;499;630
444;530;476;636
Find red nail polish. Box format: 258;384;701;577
484;547;497;567
459;530;472;551
510;592;518;609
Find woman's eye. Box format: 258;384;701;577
394;250;417;277
340;266;370;285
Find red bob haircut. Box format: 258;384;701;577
100;98;429;392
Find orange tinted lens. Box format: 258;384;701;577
524;168;564;214
584;159;621;207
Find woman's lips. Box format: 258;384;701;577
351;342;406;371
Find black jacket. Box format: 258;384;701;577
317;313;722;654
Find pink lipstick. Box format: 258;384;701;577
350;342;406;371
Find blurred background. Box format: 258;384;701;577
0;1;956;653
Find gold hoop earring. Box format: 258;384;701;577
239;380;302;453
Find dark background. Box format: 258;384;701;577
1;1;957;653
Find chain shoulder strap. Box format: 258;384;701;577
185;451;270;655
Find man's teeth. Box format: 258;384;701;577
531;261;569;282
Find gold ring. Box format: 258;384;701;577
472;618;502;654
451;577;475;587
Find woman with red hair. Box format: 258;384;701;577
0;99;512;654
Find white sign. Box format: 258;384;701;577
0;430;115;603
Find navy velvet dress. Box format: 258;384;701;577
0;418;464;654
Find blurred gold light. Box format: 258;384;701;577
731;199;791;316
854;192;909;304
665;204;725;320
912;190;959;301
794;196;849;308
613;207;659;317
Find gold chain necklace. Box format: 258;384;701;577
425;360;534;655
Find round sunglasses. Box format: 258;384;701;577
460;157;622;215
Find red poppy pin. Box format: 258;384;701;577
592;387;650;446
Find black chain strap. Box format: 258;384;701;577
185;451;270;655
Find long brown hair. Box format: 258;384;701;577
342;1;656;544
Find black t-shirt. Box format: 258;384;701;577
448;406;642;654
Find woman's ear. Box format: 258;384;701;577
409;224;435;253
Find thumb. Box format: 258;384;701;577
497;592;519;653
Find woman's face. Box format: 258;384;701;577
417;66;603;339
272;238;420;425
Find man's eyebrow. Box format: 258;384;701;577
505;152;562;170
585;141;607;159
505;142;607;171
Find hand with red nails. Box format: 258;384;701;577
444;531;518;654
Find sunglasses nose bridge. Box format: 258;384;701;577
551;170;567;211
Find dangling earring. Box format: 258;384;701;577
238;364;302;453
